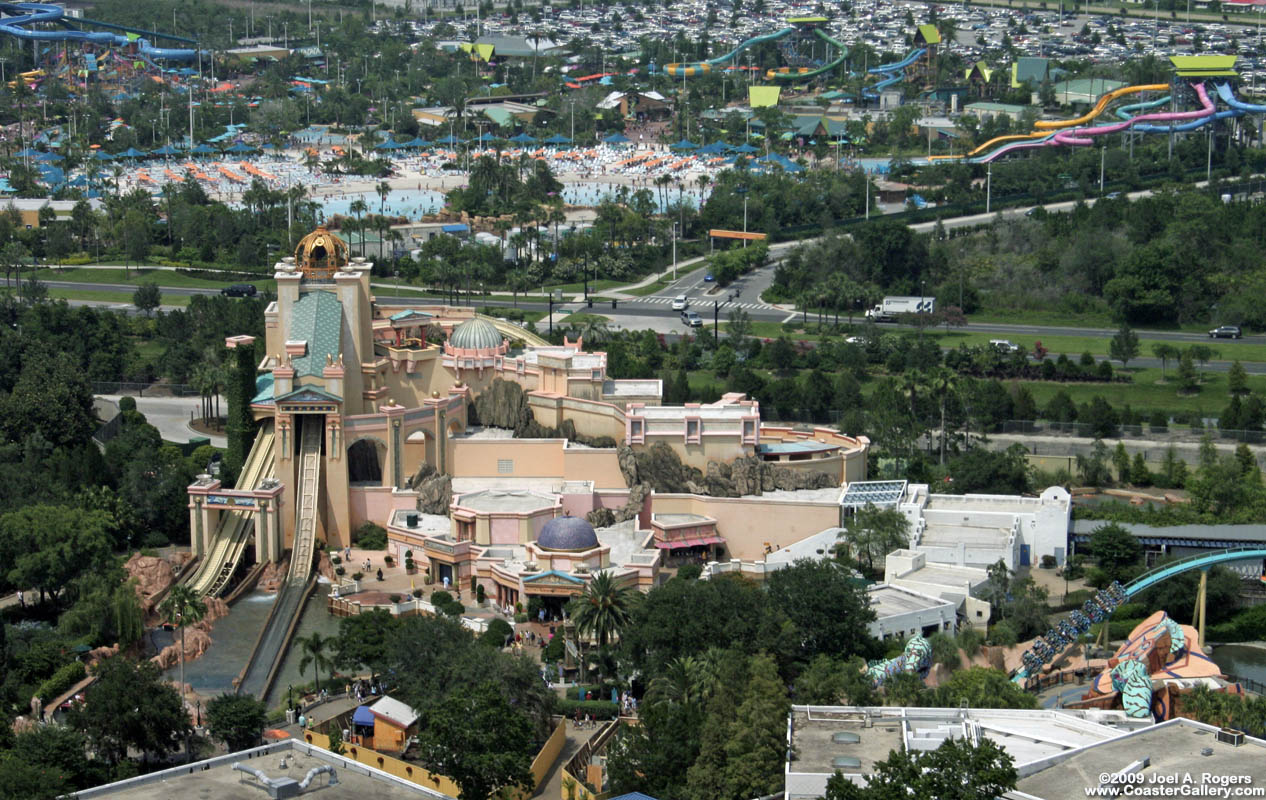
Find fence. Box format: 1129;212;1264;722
92;381;198;397
1227;673;1266;697
999;419;1266;446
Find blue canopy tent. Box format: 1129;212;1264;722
351;705;375;740
190;143;219;156
91;150;115;161
436;135;462;146
755;153;802;173
732;142;759;154
34;151;63;162
224;142;258;154
696;141;727;155
151;144;182;157
405;137;431;148
375;139;403;151
14;148;41;158
669;139;698;150
603;133;631;144
509;132;537;144
118;147;149;159
472;132;498;144
543;133;571;145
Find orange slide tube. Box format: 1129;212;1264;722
1032;83;1170;129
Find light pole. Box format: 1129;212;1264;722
672;221;678;280
568;101;575;142
1100;145;1106;195
985;163;991;213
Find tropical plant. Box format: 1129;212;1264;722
158;585;207;707
297;631;335;694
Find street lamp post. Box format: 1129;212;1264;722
672;221;678;280
986;163;991;213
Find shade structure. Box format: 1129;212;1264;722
151;144;181;156
543;133;571;145
118;147;149;158
91;150;115;161
508;132;537;143
732;142;759;154
14;148;41;158
405;137;431;148
34;151;63;162
670;139;698;150
352;705;376;726
260;143;280;150
696;141;728;155
472;131;498;143
603;133;631;144
756;152;803;172
223;142;258;154
375;139;403;150
436;134;462;145
190;143;219;155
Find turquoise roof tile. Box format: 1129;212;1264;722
290;290;343;377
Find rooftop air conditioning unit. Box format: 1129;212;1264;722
1217;728;1245;746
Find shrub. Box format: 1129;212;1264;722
557;699;619;720
476;584;486;603
38;661;86;704
1059;589;1094;611
335;566;346;576
514;612;529;623
331;555;342;565
481;618;514;648
352;572;364;581
118;396;137;412
927;632;961;672
957;627;984;658
412;588;423;598
990;620;1019;647
676;563;702;581
1209;605;1266;642
389;594;401;603
354;522;388;550
541;635;564;663
1040;554;1057;569
384;554;394;566
431;591;453;606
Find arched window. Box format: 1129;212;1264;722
348;439;385;485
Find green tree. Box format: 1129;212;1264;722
1151;342;1178;379
1112;442;1131;485
224;337;258;485
71;658;189;766
0;505;114;603
2;346;96;448
158;584;207;730
838;504;911;575
1109;322;1139;368
1177;348;1199;394
823;735;1017;799
766;559;877;661
928;666;1039;709
1228;360;1249;395
334;609;400;683
205;693;268;752
297;631;334;694
1076;439;1113;487
569;569;634;680
1130;452;1153;486
1088;523;1142;582
417;681;536;800
132;281;161;315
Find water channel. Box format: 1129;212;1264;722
1212;643;1266;690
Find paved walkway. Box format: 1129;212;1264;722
98;393;227;447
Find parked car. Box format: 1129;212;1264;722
1209;325;1242;339
221;283;258;297
704;273;715;282
681;310;703;327
990;339;1020;352
670;294;688;310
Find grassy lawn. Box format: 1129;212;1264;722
1016;368;1256;415
41;288;192;307
926;330;1266;363
559;312;611;326
37;267;278;292
478;305;548;323
623;277;676;297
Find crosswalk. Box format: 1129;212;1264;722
627;295;772;311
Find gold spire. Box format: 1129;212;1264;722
293;226;350;280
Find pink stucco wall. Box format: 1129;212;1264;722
490;516;519;545
349;487;412;531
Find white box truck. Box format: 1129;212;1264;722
865;296;936;323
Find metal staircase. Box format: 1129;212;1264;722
186;422;276;597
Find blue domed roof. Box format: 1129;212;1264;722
449;318;503;350
537;515;599;551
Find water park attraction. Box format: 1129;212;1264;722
957;56;1266;163
0;3;204;64
662;18;847;81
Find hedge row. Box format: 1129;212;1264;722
37;661;86;704
557;699;620;720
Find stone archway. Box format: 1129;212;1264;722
347;437;387;486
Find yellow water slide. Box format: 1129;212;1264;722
185;421;276;597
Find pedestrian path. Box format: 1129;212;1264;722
626;294;773;311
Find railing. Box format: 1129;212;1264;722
1125;547;1266;596
1227;673;1266;697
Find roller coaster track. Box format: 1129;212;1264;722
235;416;322;700
184;422;275;598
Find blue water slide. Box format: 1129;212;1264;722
0;2;204;61
1216;81;1266;113
867;47;925;75
705;26;797;66
1114;95;1171;120
1132;108;1241;134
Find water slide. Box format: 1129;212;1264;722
764;27;850;82
1033;83;1171;129
184;422;276;598
1049;82;1214;146
0;3;205;61
662;26;796;76
1012;547;1266;685
236;416;322;700
861;48;926;98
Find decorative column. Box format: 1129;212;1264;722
277;414;293;461
257;499;273;564
382;400;407;490
190;496;205;557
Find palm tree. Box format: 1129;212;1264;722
568;571;633;680
297;631;334;694
349;198;369;257
929;367;959;465
578;316;610;346
647;655;704;707
159;585;207;714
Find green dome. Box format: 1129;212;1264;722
449;318;503;350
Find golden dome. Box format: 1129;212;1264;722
294;226;350;280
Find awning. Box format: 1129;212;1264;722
352;705;376;726
654;536;725;549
